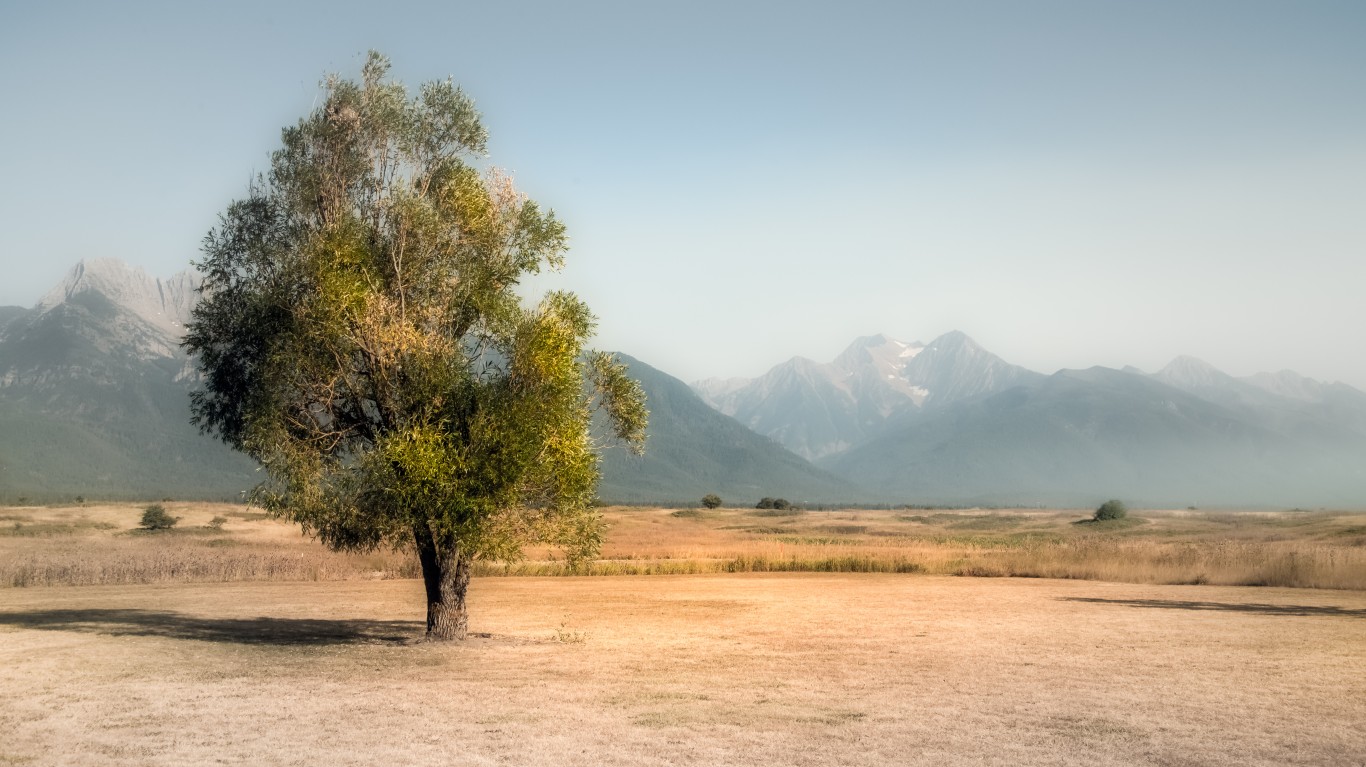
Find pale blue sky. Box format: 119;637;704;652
3;1;1364;386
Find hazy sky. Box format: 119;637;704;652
3;1;1364;386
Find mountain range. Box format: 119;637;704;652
693;333;1366;506
3;259;1364;507
694;332;1042;461
0;259;848;504
0;259;256;500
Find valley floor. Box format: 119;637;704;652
1;574;1363;766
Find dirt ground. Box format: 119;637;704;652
1;574;1363;766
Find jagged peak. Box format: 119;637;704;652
1154;355;1235;388
1161;354;1221;372
1241;369;1326;402
922;329;980;353
832;333;924;372
775;355;828;375
36;258;201;336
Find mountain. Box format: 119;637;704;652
8;258;1365;507
597;355;863;504
0;260;257;501
900;331;1043;406
1148;356;1366;446
692;331;1040;460
0;306;25;331
1;260;856;505
826;366;1366;507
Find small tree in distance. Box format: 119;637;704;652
140;504;179;531
756;497;776;510
701;494;722;509
1093;499;1128;521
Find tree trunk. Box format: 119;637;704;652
414;525;471;641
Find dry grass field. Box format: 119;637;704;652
1;575;1363;766
3;502;1364;589
2;503;1364;765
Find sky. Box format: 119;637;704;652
3;0;1365;387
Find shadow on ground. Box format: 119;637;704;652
1061;597;1366;618
0;608;420;645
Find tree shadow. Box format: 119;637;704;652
0;608;421;645
1060;597;1366;618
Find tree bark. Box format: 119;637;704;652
414;524;471;641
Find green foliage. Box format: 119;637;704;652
773;498;791;510
140;504;179;531
1093;499;1128;521
206;516;228;531
184;52;647;575
751;508;803;517
756;497;776;510
700;493;722;509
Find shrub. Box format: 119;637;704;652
206;515;228;531
773;498;791;511
756;497;776;510
700;494;722;509
1093;499;1128;521
140;504;180;531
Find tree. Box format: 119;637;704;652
184;52;647;641
1093;499;1127;521
140;503;179;531
700;493;722;509
756;497;776;510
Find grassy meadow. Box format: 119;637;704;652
2;502;1364;589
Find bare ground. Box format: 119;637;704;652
1;574;1363;766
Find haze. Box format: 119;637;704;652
2;0;1363;386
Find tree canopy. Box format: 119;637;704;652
184;52;647;640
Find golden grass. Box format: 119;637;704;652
3;503;1365;589
0;575;1363;765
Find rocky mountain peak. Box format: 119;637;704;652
832;334;925;375
1154;355;1234;389
900;331;1041;406
1241;370;1327;402
37;258;201;337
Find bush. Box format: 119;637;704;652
1093;499;1128;521
756;497;776;510
206;515;228;531
140;503;180;531
773;498;791;511
700;494;722;509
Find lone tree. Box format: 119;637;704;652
139;503;179;531
1093;499;1128;521
700;493;722;509
185;53;647;641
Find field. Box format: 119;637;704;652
2;503;1364;765
3;502;1365;589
